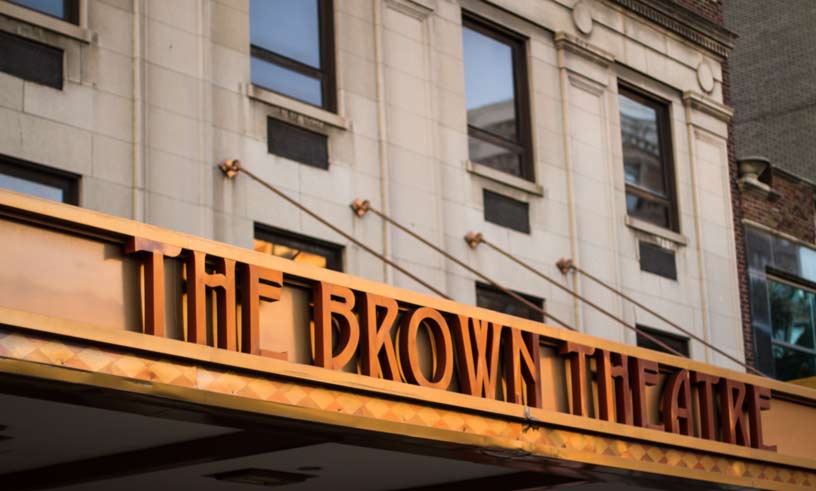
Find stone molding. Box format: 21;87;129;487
604;0;735;58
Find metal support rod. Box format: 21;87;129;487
474;235;690;359
351;199;575;330
557;257;764;376
219;161;449;299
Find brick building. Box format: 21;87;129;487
724;0;816;383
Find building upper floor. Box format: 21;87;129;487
0;0;744;370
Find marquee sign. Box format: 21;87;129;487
0;190;815;482
125;235;775;450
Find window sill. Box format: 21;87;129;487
0;2;92;43
248;84;349;131
465;160;543;196
625;216;687;246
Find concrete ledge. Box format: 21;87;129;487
625;215;688;246
248;84;350;131
465;160;544;196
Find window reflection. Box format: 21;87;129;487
250;0;320;68
0;173;64;202
249;0;334;110
254;239;329;269
463;27;517;141
618;87;676;230
8;0;71;22
0;157;79;205
251;57;323;107
768;279;816;380
620;94;665;196
461;17;530;180
254;225;343;272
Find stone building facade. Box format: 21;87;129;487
0;0;744;369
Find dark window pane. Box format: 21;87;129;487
620;93;665;196
626;193;670;229
8;0;69;21
250;0;320;68
772;345;816;381
251;57;322;107
483;190;529;234
0;156;79;205
745;226;772;271
636;325;689;356
255;224;342;271
468;136;521;176
267;117;329;169
768;280;816;350
463;26;516;141
476;282;543;322
771;236;800;276
0;31;63;89
639;241;677;280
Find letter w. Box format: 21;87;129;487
453;316;502;399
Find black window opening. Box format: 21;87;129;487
636;325;689;357
483;189;530;234
638;241;677;280
476;282;543;322
267;117;329;169
766;276;816;381
0;155;79;204
249;0;336;111
254;223;343;272
7;0;79;24
618;84;678;231
0;31;63;89
462;13;533;180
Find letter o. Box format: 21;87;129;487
398;307;453;390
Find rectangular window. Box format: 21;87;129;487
476;282;543;322
483;189;530;234
254;224;343;272
0;155;79;204
267;117;329;169
636;325;689;356
638;241;677;280
462;14;532;180
7;0;79;23
768;277;816;381
619;84;678;230
250;0;336;111
0;31;63;89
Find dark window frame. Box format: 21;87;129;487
636;324;689;357
267;116;329;170
0;154;80;205
7;0;80;24
618;82;679;231
249;0;337;112
638;240;677;280
475;281;544;322
483;189;530;234
462;12;534;182
0;30;64;89
254;223;344;272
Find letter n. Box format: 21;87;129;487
503;329;542;408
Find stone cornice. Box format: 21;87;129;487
605;0;736;58
683;91;734;122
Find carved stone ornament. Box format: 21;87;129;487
572;1;594;35
697;61;715;93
